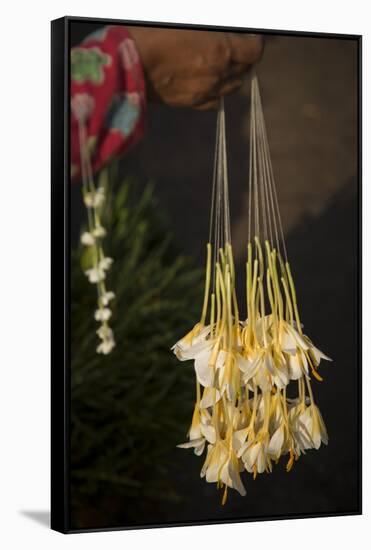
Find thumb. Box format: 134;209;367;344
227;34;264;65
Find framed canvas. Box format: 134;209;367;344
51;16;362;533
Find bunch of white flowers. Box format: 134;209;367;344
172;79;331;504
173;239;331;504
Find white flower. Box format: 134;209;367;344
219;451;246;496
242;316;272;348
268;424;287;461
173;327;241;394
267;392;284;433
92;225;107;238
238;349;263;379
172;325;221;388
171;324;211;361
200;442;222;479
280;320;332;371
177;405;216;456
97;324;114;340
97;338;115;355
99;257;113;271
308;343;332;367
270;351;290;388
201;441;246;496
81;231;95;246
95;308;112;322
96;324;115;355
200;387;221;409
189;410;216;443
242;318;331;384
215;350;243;401
279;321;308;354
101;291;115;306
85;266;106;283
288;403;311;453
287;349;309;380
239;347;289;391
177;437;206;456
267;418;298;471
193;342;220;388
289;400;328;452
83;187;105;208
232;400;258;453
240;432;272;476
232;426;251;453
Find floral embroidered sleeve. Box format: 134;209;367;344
70;25;147;181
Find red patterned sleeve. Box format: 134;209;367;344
70;25;147;182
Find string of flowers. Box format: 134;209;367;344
72;95;115;355
172;78;332;504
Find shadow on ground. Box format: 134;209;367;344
20;510;50;529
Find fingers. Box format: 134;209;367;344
188;33;263;79
219;61;255;83
195;99;220;111
225;62;251;78
218;77;243;97
194;77;243;110
227;34;264;66
218;35;264;82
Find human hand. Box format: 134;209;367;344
128;27;264;110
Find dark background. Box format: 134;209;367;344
70;22;360;529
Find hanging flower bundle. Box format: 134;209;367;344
72;95;116;355
172;76;332;504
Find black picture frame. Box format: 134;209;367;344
51;16;362;534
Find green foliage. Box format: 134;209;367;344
70;176;203;526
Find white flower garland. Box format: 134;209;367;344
72;94;115;355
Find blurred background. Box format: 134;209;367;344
70;22;360;530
